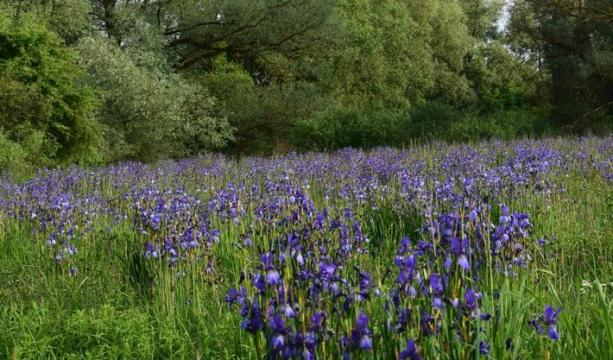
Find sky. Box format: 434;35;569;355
497;0;512;32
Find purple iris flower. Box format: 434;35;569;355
397;236;411;255
393;308;411;333
444;256;453;271
252;274;266;292
270;314;286;333
359;335;372;350
464;288;480;311
319;262;336;280
295;251;305;266
358;271;371;296
355;312;369;331
479;340;489;355
468;210;478;222
429;273;444;295
544;305;562;340
417;241;432;255
282;304;296;318
348;312;372;351
267;269;281;286
529;305;562;341
399;339;421;360
458;254;470;270
450;237;463;255
420;311;434;336
310;312;325;331
225;288;241;306
149;213;161;230
144;242;159;258
241;302;264;333
432;297;443;310
272;334;285;349
261;252;274;268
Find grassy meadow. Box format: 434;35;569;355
1;137;612;359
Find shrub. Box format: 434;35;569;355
406;101;462;140
294;106;410;150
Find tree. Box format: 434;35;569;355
508;0;613;131
463;40;545;112
1;0;92;43
200;56;326;154
323;0;476;109
459;0;504;40
77;36;233;162
87;1;339;71
0;13;101;165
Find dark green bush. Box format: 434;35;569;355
445;108;553;142
406;102;462;140
294;106;411;151
406;104;554;143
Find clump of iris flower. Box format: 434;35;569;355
529;305;562;340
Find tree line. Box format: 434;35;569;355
0;0;611;175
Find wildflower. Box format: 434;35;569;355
399;339;421;360
241;301;264;333
430;273;444;295
543;305;561;340
270;313;286;333
397;236;411;255
458;254;470;271
144;242;159;258
359;335;372;350
464;288;480;311
310;312;326;331
529;305;561;341
479;340;489;355
295;252;305;266
225;287;246;306
282;304;296;318
420;311;435;336
267;269;281;286
346;312;373;351
319;262;336;280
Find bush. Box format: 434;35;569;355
447;115;510;142
0;131;29;179
406;102;462;140
294;106;410;151
406;103;553;143
446;108;553;142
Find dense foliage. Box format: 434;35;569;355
0;0;611;174
0;13;101;172
0;137;611;358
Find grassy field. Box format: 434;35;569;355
1;137;612;359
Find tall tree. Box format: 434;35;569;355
77;35;233;162
326;0;476;109
508;0;613;131
0;13;101;165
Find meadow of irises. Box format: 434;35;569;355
1;137;612;359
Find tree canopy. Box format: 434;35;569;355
0;0;610;174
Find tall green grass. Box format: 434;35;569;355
0;166;611;359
